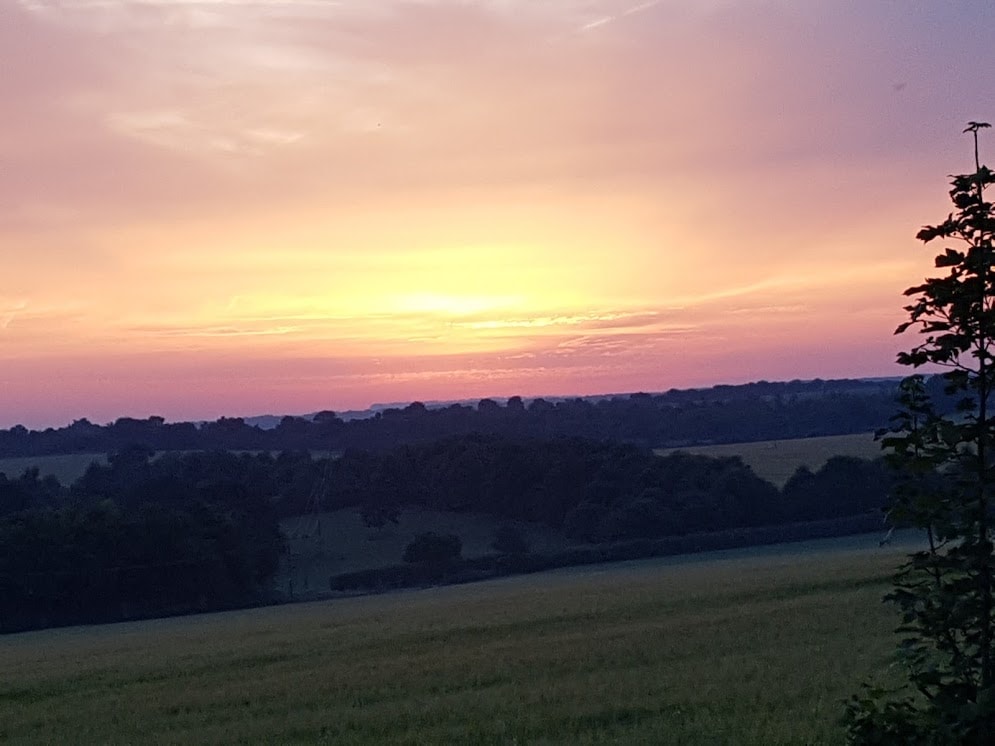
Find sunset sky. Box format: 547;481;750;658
3;0;994;428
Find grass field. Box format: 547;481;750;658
1;537;907;745
0;453;107;484
279;508;574;594
0;451;344;486
657;432;881;487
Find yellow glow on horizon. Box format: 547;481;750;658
389;292;525;317
8;0;967;428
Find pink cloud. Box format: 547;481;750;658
1;0;991;427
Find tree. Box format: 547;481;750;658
845;122;995;744
782;457;892;522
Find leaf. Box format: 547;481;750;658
935;249;966;267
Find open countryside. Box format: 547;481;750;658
2;536;909;745
0;431;893;605
657;433;882;488
7;1;995;740
0;453;109;486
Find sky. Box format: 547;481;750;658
3;0;995;428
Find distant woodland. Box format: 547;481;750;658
2;442;892;632
0;377;923;632
0;377;931;457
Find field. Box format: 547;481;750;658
0;451;347;486
1;536;909;745
0;452;107;484
278;508;574;595
657;432;881;487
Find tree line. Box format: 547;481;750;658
0;377;936;458
326;434;892;541
0;447;285;632
0;435;894;632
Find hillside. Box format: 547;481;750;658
2;537;908;744
0;432;896;632
276;508;575;597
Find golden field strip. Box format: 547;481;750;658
1;538;905;745
0;433;880;489
657;432;881;487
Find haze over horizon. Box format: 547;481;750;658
4;0;994;429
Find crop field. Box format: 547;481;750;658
657;432;881;487
1;537;907;745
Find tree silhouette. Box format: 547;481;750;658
846;122;995;744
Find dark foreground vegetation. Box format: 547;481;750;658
0;377;932;458
843;125;995;743
1;433;895;632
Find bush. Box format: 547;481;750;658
402;532;462;564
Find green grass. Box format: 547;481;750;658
657;433;882;487
0;542;905;744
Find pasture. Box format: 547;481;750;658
1;537;906;744
0;451;341;486
657;432;881;487
0;453;106;484
279;507;574;594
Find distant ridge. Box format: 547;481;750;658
2;376;926;459
241;376;905;429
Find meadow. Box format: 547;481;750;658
278;507;575;594
1;537;907;745
657;432;881;487
0;452;106;484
